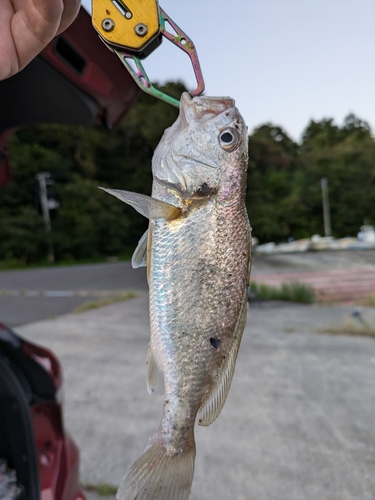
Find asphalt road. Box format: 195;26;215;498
0;261;148;326
2;250;375;327
18;297;375;500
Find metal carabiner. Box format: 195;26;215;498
92;1;205;106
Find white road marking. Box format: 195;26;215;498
0;290;130;298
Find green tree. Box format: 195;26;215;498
298;114;375;237
53;176;132;260
1;81;185;264
246;124;304;242
2;82;374;264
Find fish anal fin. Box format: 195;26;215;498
132;230;148;269
197;290;248;427
146;344;164;396
98;187;181;220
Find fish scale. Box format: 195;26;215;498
150;198;249;391
149;206;248;462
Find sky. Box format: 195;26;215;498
82;0;375;141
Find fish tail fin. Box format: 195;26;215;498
117;437;196;500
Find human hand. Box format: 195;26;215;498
0;0;81;80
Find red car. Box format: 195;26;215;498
0;321;84;500
0;7;139;499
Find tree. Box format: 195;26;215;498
2;84;375;263
1;81;185;263
246;124;304;242
298;114;375;237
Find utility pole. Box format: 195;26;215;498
320;177;332;237
36;172;55;263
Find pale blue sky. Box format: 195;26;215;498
83;0;375;141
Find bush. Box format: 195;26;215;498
250;281;315;304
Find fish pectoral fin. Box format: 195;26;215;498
132;230;148;269
146;344;165;395
146;224;153;284
98;187;181;220
197;289;248;427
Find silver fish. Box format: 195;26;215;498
100;92;251;500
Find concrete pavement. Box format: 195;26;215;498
17;295;375;500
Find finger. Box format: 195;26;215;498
0;4;17;79
57;0;81;35
20;0;81;42
1;0;81;80
20;0;64;44
10;0;64;73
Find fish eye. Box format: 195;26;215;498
221;132;233;143
218;128;240;152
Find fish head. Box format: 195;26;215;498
152;92;248;200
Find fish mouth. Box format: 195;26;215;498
180;92;235;124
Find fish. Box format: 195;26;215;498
100;92;251;500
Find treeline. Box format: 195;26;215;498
1;81;374;264
248;113;375;242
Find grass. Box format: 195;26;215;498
356;294;375;308
250;280;316;304
284;327;298;333
82;483;118;496
73;291;139;313
316;316;375;337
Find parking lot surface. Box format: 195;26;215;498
18;296;375;500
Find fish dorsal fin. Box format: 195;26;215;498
146;344;164;395
99;187;181;220
132;230;148;269
197;289;248;427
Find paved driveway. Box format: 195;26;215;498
17;297;375;500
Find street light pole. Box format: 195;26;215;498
36;172;55;263
320;177;332;237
